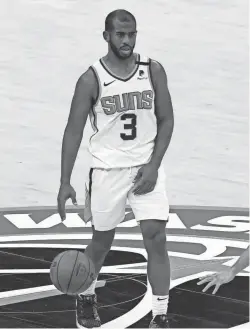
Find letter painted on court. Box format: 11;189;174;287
3;213;92;229
191;216;250;234
3;214;61;229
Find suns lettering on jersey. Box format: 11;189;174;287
100;90;153;115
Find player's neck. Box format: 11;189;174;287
104;51;137;71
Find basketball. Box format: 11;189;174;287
50;250;95;295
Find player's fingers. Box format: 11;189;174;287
212;284;221;295
132;184;144;194
202;279;216;293
134;181;150;195
132;177;144;192
198;274;216;284
135;182;154;195
57;196;66;220
199;273;216;280
133;169;143;183
197;277;213;285
148;182;156;192
71;191;78;206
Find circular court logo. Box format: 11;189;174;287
0;205;249;328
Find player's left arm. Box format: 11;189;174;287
148;59;174;169
132;60;174;195
197;246;250;294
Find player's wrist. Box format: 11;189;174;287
148;159;161;170
60;178;71;186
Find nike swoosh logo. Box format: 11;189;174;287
157;298;167;301
104;80;115;87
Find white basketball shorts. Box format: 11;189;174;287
84;165;169;231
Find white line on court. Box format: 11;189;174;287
0;235;248;261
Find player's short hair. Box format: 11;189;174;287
105;9;136;31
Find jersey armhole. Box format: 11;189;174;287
89;66;101;106
148;58;156;94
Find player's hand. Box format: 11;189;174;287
132;163;158;195
57;183;77;220
197;269;236;294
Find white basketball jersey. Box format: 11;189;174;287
88;54;157;168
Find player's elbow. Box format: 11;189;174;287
159;115;174;129
166;117;174;133
158;116;174;137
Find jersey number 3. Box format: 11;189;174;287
120;113;137;140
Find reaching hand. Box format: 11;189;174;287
197;269;236;294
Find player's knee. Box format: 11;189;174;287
149;230;166;254
154;230;166;246
141;221;167;255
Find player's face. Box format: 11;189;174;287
107;19;137;59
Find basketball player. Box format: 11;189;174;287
57;9;174;328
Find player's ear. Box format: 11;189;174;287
103;31;109;42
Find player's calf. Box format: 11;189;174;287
84;227;116;276
76;227;115;328
140;220;170;327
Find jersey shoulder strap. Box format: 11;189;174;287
135;54;150;66
135;55;156;92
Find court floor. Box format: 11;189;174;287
0;205;249;328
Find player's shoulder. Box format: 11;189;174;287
149;59;166;75
77;67;97;87
73;67;99;102
148;59;168;88
74;67;99;102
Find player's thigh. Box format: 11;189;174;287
88;168;130;231
128;165;169;223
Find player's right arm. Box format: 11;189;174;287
57;68;98;220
